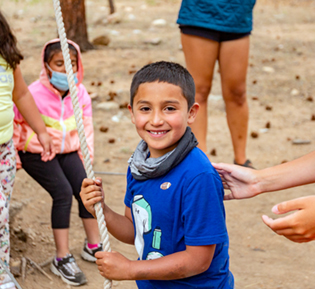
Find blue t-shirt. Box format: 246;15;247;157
124;147;234;289
177;0;256;33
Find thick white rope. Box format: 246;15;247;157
52;1;112;288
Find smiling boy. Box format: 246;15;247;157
80;61;234;288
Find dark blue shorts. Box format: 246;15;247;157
180;25;250;42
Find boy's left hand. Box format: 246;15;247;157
95;251;132;280
37;132;55;161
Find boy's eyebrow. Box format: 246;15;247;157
136;100;180;105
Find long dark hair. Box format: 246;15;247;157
0;11;23;70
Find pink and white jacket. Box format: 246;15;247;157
13;39;93;169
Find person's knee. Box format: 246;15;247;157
53;185;73;207
195;84;212;103
226;86;247;106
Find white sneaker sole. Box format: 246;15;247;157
50;263;86;286
81;249;97;262
0;282;16;289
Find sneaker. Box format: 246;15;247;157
234;159;255;169
50;254;87;286
0;282;16;289
81;239;103;262
0;272;17;289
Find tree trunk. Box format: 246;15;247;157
108;0;115;14
60;0;94;52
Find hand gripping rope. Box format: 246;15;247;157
52;0;112;288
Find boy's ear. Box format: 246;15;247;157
187;102;199;125
128;104;136;124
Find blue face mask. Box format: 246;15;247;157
46;64;78;91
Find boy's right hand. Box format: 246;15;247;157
80;177;105;218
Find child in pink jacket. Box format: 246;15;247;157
13;39;101;286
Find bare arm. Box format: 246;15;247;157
12;66;55;161
213;150;315;200
80;178;134;244
95;244;215;281
213;152;315;243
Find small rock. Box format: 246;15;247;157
99;126;109;133
262;66;275;73
93;17;108;26
151;19;167;27
259;128;269;133
265;105;272;111
124;6;133;12
290;89;299;96
96;101;119;111
10;202;23;219
107;12;123;24
108;91;117;100
14;227;27;242
281;160;288;164
209;148;216;156
311;114;315;121
144;37;162;45
274;44;284;51
265;121;271;128
295;75;300;80
252;80;257;84
103;158;110;163
292;139;311;145
10;259;21;277
119;102;129;109
110;30;120;36
129;68;137;74
108;138;116;144
251;131;259;138
89;92;98;100
92;35;110;46
306;96;313;102
251;96;258;101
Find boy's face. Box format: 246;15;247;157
128;81;199;158
45;50;78;77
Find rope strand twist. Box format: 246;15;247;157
52;1;112;287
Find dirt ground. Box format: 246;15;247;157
2;0;315;288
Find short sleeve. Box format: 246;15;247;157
124;167;133;208
182;172;228;246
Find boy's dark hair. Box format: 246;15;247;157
44;42;78;64
130;61;195;109
0;11;24;70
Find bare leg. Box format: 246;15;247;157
53;228;70;258
181;33;219;153
82;218;100;244
219;36;250;165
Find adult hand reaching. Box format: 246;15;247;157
262;196;315;243
212;162;262;200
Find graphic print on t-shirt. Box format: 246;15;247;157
132;195;152;259
132;195;164;260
